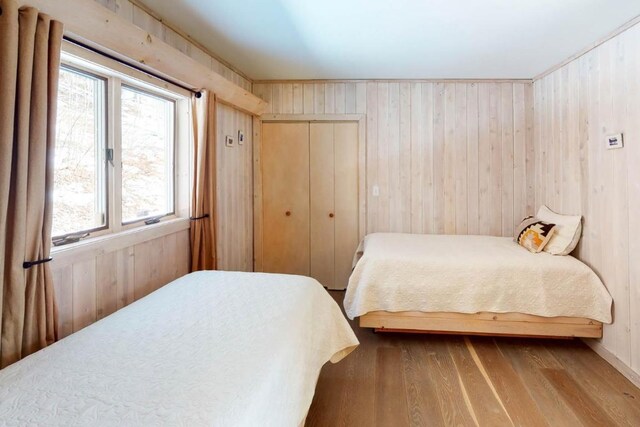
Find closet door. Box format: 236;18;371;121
310;123;335;288
333;122;359;289
262;122;310;275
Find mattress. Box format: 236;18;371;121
344;233;612;323
0;271;358;426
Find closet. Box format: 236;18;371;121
261;121;359;290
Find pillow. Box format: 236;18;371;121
514;216;557;253
536;205;582;255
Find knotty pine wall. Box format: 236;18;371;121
253;81;535;236
533;21;640;381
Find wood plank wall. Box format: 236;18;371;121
253;81;535;236
533;22;640;380
51;229;189;338
93;0;251;90
216;103;254;271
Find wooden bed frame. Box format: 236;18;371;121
359;311;603;339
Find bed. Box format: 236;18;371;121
0;271;358;426
345;233;612;338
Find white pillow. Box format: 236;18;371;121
536;205;582;255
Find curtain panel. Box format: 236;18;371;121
190;91;217;271
0;0;63;367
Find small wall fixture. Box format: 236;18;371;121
606;133;623;150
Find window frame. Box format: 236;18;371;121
52;41;192;247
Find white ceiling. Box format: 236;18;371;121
138;0;640;80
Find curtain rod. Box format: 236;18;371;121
62;35;202;98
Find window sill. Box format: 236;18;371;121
51;217;190;267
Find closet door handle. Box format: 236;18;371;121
329;213;334;218
285;211;291;217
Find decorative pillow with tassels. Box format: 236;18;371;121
514;216;557;253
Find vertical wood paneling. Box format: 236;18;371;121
325;83;335;114
488;83;502;236
314;84;325;114
50;228;190;338
96;251;118;319
477;84;492;234
356;82;367;114
366;82;378;233
388;83;401;232
255;80;533;238
304;83;314;114
399;83;411;232
501;83;514;236
52;265;73;338
525;84;536;216
421;83;435;234
292;83;303;114
72;259;97;331
335;83;346;114
627;24;640;377
216;103;254;272
134;240;157;299
377;83;390;231
466;83;479;234
345;82;357;114
282;83;293;114
432;83;446;234
443;83;456;234
272;83;283;114
513;84;526;226
454;84;468;234
409;83;423;233
533;22;640;379
117;246;135;308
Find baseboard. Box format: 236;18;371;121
582;339;640;389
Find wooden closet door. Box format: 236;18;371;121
262;122;310;275
310;123;335;288
333;122;359;289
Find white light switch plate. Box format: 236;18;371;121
372;185;380;197
225;135;234;147
606;133;623;150
238;130;244;145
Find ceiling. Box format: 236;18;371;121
138;0;640;80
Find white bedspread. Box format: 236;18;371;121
0;271;358;426
344;233;612;323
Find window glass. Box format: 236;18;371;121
120;87;175;223
52;67;106;237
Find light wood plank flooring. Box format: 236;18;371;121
306;291;640;426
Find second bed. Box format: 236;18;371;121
345;233;612;338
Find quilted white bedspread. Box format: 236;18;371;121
0;271;358;426
344;233;612;323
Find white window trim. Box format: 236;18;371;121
52;41;191;253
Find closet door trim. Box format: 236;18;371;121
253;114;366;273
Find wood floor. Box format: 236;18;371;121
306;291;640;427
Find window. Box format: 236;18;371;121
52;43;190;245
53;67;107;237
121;87;175;223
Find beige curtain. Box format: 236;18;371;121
190;91;217;271
0;0;63;368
